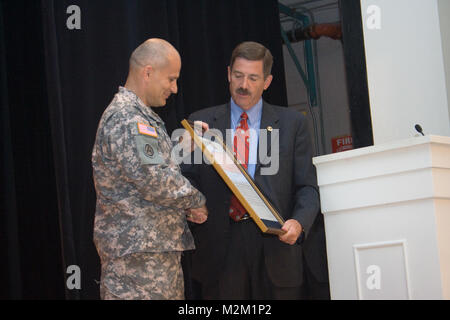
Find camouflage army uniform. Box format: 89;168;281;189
92;86;205;299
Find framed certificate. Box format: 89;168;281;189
181;119;286;235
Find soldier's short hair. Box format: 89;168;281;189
129;38;177;69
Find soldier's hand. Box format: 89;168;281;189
186;205;208;224
193;121;209;135
179;121;209;153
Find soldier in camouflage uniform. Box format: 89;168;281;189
92;39;208;300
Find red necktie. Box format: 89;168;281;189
229;112;250;221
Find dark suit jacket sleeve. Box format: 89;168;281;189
291;113;320;239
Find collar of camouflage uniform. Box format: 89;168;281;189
118;86;166;127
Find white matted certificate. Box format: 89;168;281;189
182;119;285;235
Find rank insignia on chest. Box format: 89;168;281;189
137;122;158;138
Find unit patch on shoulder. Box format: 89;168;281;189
137;122;158;138
144;143;154;157
134;134;163;165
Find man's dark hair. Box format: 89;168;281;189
230;41;273;79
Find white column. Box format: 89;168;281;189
361;0;450;144
438;0;450;126
313;1;450;299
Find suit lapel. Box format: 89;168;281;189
212;102;232;149
256;102;280;174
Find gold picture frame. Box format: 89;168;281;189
182;119;285;235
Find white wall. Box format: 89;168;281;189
438;0;450;126
361;0;450;144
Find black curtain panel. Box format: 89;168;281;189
1;0;287;299
1;0;65;300
0;2;22;300
339;0;374;149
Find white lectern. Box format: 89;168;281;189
313;135;450;299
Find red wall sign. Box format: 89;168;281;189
332;135;353;153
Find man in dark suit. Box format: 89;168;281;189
182;41;325;299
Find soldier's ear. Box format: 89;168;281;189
144;65;153;80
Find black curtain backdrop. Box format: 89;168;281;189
0;0;287;299
1;0;64;299
339;0;373;149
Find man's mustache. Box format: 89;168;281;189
236;88;250;95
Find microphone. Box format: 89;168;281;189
414;124;425;136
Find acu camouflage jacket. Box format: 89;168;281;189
92;87;205;262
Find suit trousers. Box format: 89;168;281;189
198;218;305;300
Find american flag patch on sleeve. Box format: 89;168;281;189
137;122;158;138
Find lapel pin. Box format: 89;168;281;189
267;126;273;132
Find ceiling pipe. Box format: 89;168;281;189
283;22;342;43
